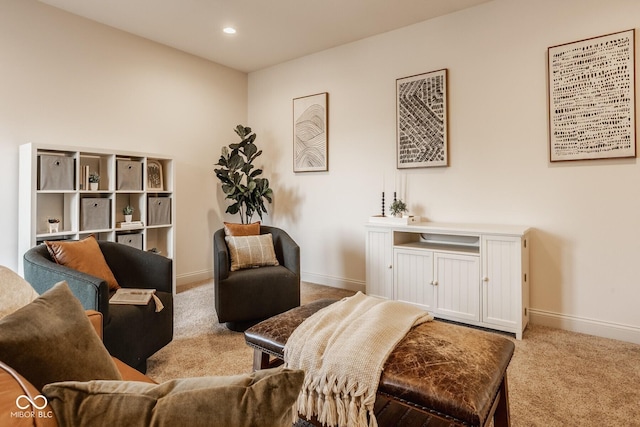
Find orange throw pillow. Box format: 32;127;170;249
44;235;120;291
223;221;261;236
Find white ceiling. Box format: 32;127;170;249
39;0;493;73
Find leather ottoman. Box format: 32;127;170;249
245;299;515;427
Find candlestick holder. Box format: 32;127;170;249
381;192;385;216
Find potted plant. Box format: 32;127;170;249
214;125;273;224
89;173;100;191
123;205;134;223
47;218;60;233
390;199;408;218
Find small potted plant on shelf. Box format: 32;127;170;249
47;218;60;233
89;173;100;191
123;205;134;223
390;199;408;218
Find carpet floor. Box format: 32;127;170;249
147;281;640;426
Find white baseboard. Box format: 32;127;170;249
529;308;640;345
176;269;212;288
301;272;365;293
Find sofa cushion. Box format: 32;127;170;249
43;366;304;427
225;234;279;271
0;361;58;427
44;235;120;290
224;221;261;236
0;266;39;320
0;281;122;392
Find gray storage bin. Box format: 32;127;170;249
81;198;111;230
117;160;142;191
117;233;143;250
148;197;171;226
39;155;75;190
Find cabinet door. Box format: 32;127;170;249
482;235;522;328
394;248;434;311
365;229;393;299
434;252;480;322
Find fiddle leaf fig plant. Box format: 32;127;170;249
214;125;273;224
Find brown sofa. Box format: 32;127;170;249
0;272;304;427
0;310;153;427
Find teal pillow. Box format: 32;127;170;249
0;281;122;391
44;366;304;427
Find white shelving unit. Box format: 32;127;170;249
18;143;175;291
366;221;530;339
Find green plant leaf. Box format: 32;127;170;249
215;124;273;223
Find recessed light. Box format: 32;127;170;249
223;27;237;35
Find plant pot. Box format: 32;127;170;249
124;214;132;223
48;223;59;233
90;182;98;191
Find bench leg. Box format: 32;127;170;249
252;349;285;371
493;376;511;427
253;349;271;370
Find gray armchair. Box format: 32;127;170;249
213;225;300;331
23;241;173;373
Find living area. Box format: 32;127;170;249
2;0;640;426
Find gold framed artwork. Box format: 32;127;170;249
293;92;328;172
548;29;636;162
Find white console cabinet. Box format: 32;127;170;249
366;221;530;339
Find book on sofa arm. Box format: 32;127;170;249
110;288;156;305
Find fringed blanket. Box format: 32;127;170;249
284;292;433;427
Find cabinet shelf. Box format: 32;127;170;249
394;241;480;255
19;143;176;294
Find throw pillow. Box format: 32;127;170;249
0;281;122;391
0;266;39;320
225;233;279;271
44;235;120;290
223;221;261;236
43;366;305;427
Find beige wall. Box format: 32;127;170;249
2;0;639;343
249;0;640;343
0;0;247;283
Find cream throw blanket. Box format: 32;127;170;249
284;292;433;427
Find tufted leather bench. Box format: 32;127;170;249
245;299;515;427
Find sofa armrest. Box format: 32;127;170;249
263;226;300;277
213;229;230;282
86;310;103;340
0;361;58;427
98;242;173;294
23;245;109;317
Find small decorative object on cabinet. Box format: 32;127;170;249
18;143;175;293
47;218;60;233
123;205;134;223
88;172;100;191
366;220;530;339
389;199;408;218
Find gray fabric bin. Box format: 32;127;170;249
117;233;143;250
148;197;171;226
117;160;142;191
39;155;75;190
81;198;111;230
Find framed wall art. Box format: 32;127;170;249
147;159;163;191
293;92;328;172
548;29;636;162
396;69;448;168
